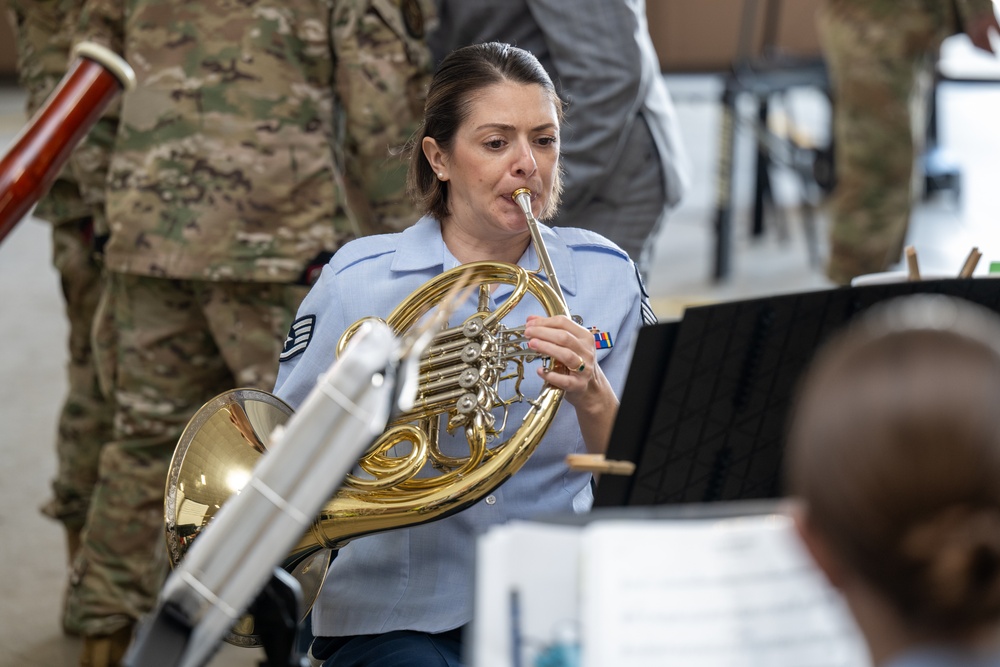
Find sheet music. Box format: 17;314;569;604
580;515;869;667
472;521;584;667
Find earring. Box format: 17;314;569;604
437;172;444;179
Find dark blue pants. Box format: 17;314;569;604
310;628;464;667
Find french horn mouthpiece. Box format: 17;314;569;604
512;188;533;216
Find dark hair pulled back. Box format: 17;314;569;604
406;42;564;221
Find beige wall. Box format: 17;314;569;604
647;0;823;72
0;0;18;78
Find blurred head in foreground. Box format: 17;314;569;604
787;294;1000;665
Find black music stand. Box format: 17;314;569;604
595;278;1000;508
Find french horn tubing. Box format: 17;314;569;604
165;189;571;646
0;42;135;243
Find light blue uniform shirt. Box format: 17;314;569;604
885;648;1000;667
274;216;651;637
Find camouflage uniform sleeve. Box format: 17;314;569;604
9;0;69;113
73;0;124;53
68;0;125;237
68;108;119;237
7;0;92;224
331;0;434;235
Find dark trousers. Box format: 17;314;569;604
310;628;464;667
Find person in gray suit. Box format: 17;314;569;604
429;0;689;274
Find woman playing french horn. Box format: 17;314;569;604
273;42;653;666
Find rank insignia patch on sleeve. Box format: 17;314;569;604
280;315;315;362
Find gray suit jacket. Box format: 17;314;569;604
429;0;689;243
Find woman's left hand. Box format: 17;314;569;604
523;314;608;405
524;314;619;454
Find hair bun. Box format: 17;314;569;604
902;506;1000;625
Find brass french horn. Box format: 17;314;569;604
165;188;569;646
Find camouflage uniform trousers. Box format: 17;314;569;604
819;1;954;285
40;220;114;536
64;272;308;636
7;0;115;536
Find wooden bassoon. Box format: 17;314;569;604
0;41;135;243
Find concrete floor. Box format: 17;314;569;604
1;34;999;667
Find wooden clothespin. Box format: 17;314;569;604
565;453;635;476
905;245;921;281
959;247;982;278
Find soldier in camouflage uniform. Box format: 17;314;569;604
819;0;998;284
66;1;433;664
6;0;115;630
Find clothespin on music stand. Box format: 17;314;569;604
905;245;921;281
959;247;982;278
565;453;635;476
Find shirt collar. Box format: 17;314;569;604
389;216;578;298
885;647;1000;667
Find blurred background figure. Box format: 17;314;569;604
6;0;114;636
818;0;999;284
60;0;433;664
428;0;690;276
788;294;1000;666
